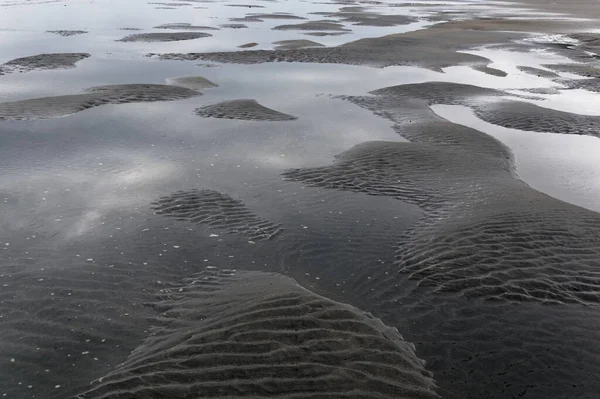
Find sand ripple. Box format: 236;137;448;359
0;84;200;120
77;269;439;399
152;189;283;240
195;99;298;121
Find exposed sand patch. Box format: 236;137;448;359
195;99;298;121
473;99;600;137
238;42;259;48
517;65;560;78
226;3;265;7
166;75;218;90
152;190;282;240
0;84;200;120
118;32;211;41
47;30;88;36
248;12;306;20
314;7;417;26
1;53;90;74
229;16;264;22
76;269;439;399
304;31;349;36
273;20;351;31
154;22;219;30
153;21;533;70
273;39;324;50
473;65;508;77
220;23;248;29
283;81;600;305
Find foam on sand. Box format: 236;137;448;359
76;269;439;399
195;99;298;121
0;84;200;120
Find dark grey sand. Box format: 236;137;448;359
152;190;283;240
154;21;530;71
5;2;600;399
229;16;264;23
0;84;200;120
195;99;298;121
0;53;90;75
273;20;351;31
304;31;350;36
274;78;600;397
273;39;324;50
47;30;88;36
517;65;560;79
226;3;265;7
118;32;211;42
219;23;248;29
248;12;306;20
166;75;218;90
473;65;508;77
473;100;600;137
314;7;417;26
238;42;259;48
153;22;219;30
76;269;438;398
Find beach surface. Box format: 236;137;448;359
1;0;600;398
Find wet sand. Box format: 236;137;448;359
1;0;600;398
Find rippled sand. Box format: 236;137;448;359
1;0;600;398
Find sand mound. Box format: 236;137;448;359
516;65;559;79
76;269;439;399
473;100;600;137
0;84;200;120
273;39;324;49
238;42;259;48
118;32;211;42
283;83;600;305
152;189;283;240
472;65;507;77
370;81;504;105
304;31;349;36
154;22;219;30
230;16;264;22
166;75;218;90
226;3;265;7
273;20;351;31
315;8;416;26
153;24;514;70
195;99;298;121
1;53;90;74
220;23;248;29
47;30;88;36
248;12;306;20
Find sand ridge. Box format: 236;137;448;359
0;84;200;120
0;53;90;75
76;268;439;399
195;99;298;121
152;189;283;240
283;82;600;305
118;32;212;42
